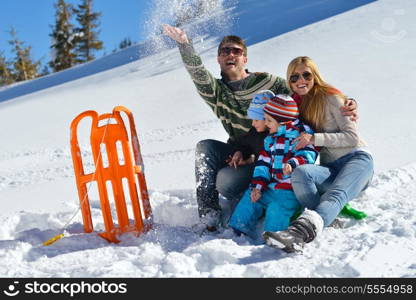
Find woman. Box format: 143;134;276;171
263;56;374;253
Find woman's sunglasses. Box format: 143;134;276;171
218;47;244;57
289;71;313;83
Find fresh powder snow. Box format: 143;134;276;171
0;0;415;277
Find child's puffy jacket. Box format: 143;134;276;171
251;119;318;191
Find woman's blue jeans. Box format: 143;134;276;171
291;150;374;227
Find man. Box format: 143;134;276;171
162;24;356;231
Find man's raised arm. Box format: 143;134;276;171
162;24;218;105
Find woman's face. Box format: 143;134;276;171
289;64;314;96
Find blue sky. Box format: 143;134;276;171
0;0;152;66
0;0;377;70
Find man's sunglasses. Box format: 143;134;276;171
289;71;313;83
218;47;244;57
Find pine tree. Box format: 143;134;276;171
119;37;132;49
74;0;103;63
49;0;76;72
8;28;40;82
0;51;15;86
40;65;51;77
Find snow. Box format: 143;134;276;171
0;0;415;278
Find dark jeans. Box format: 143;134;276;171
195;139;254;218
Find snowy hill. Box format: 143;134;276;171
0;0;415;277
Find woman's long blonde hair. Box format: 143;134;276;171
287;56;345;132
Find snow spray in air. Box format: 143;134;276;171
141;0;238;55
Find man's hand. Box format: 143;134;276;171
226;151;244;168
341;98;358;121
283;163;292;176
251;189;261;203
162;24;189;44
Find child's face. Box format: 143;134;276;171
251;119;267;132
265;114;279;133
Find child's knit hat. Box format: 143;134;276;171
247;90;275;120
264;94;299;123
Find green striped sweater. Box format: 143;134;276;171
178;42;290;140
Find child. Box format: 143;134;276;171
226;90;275;168
196;90;275;232
228;95;318;239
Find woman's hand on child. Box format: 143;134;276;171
293;132;314;150
251;189;261;202
283;163;292;175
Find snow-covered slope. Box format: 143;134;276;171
0;0;415;277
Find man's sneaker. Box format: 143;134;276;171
191;210;221;235
191;222;217;235
200;210;221;228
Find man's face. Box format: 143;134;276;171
217;43;247;77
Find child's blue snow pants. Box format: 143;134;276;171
228;187;300;238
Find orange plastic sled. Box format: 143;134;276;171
70;106;152;243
